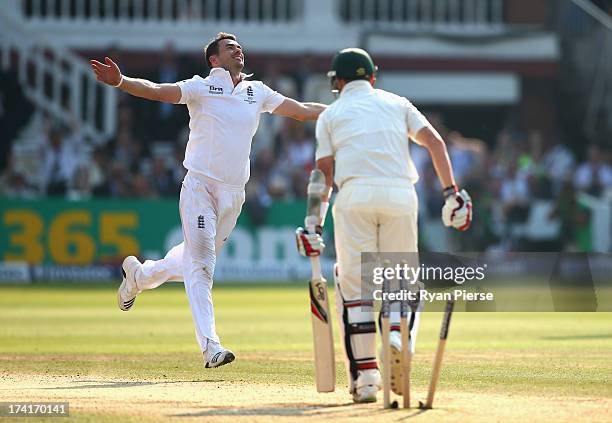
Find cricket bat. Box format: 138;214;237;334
305;169;335;393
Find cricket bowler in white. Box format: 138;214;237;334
90;33;326;369
295;48;472;403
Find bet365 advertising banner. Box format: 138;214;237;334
0;199;332;282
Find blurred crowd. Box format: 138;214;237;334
412;114;612;252
1;54;611;253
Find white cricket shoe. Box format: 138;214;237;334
204;341;236;369
117;256;142;311
389;330;404;395
352;369;382;403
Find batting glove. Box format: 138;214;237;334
295;227;325;257
442;186;473;231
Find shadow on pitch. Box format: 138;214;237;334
41;379;223;390
542;333;612;340
396;408;429;420
171;402;355;418
172;402;430;418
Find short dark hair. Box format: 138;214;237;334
204;32;237;69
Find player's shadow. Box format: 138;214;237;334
542;333;612;340
397;408;429;420
172;402;354;418
172;403;427;419
41;379;223;390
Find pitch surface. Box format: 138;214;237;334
0;284;610;422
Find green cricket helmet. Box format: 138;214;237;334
327;48;378;91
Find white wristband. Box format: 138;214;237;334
112;74;124;88
320;201;329;227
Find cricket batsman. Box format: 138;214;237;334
91;33;326;369
295;48;472;403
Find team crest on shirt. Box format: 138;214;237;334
244;86;257;104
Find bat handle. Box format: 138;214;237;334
307;223;323;280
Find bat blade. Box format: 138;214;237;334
309;274;335;393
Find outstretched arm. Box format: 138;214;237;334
413;126;472;231
412;126;456;189
90;57;181;104
273;98;326;121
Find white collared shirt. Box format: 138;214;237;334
315;80;430;188
177;68;285;187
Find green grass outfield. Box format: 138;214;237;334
0;283;610;422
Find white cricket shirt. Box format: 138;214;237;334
315;80;430;188
177;68;285;187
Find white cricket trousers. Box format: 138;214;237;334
333;177;421;375
138;171;245;352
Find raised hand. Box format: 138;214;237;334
90;56;122;87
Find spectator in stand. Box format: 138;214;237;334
574;144;612;196
171;142;187;186
1;172;38;199
541;135;575;192
245;173;271;226
262;61;298;100
267;174;289;201
272;119;293;157
289;168;309;199
151;156;179;197
90;147;111;196
285;123;315;169
133;173;158;199
550;181;591;251
256;61;296;153
110;127;142;172
41;127;78;196
0;151;38;199
116;99;134;133
522;131;555;201
491;129;517;172
244;150;277;225
107;163;132;198
485;173;506;245
253;148;277;186
113;102;149;155
294;54;315;100
415;163;442;221
271;120;311;183
152;42;188;140
67;165;92;200
0;69;34;170
446;130;488;185
500;157;531;244
423;113;487;185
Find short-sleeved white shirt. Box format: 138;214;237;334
315;80;430;188
176;67;285;187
